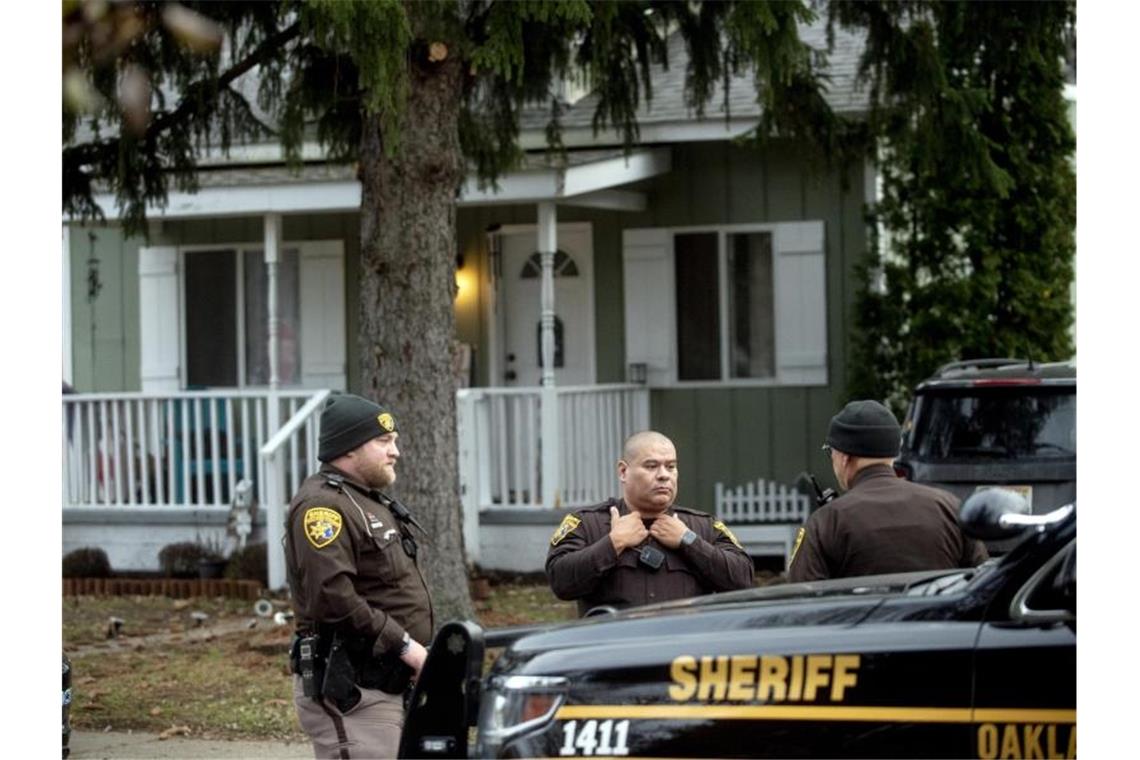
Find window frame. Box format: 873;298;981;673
661;222;801;389
178;241;303;390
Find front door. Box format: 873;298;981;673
499;225;595;387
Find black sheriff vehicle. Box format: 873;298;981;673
400;492;1075;759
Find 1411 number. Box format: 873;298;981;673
559;719;630;756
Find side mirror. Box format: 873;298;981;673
959;489;1032;540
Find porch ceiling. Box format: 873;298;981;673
78;147;671;221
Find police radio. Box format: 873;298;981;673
797;472;838;515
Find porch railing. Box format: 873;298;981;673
62;389;325;510
456;384;651;511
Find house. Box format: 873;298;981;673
62;23;874;583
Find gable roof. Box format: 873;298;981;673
518;21;868;145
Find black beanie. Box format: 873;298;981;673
826;400;901;458
318;393;398;462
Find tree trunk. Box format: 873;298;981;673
357;16;473;627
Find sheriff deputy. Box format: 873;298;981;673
787;400;988;582
286;393;433;759
546;430;754;616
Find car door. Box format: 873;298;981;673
538;598;983;758
971;540;1076;760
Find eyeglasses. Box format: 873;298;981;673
820;444;833;458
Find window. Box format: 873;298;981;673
183;247;301;387
674;231;775;381
622;222;826;387
911;388;1076;462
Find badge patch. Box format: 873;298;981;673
712;520;744;550
789;526;806;565
378;412;395;432
550;514;581;546
303;507;343;549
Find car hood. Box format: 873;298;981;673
496;568;976;670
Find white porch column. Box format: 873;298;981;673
264;213;282;391
538;202;561;508
264;213;286;589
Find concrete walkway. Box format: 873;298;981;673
69;730;311;759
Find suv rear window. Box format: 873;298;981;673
908;387;1076;462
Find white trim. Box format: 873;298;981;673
81;149;671;221
175;239;343;389
558;189;646;212
560;149;672;196
634;221;829;389
494;221;596;389
517;118;762;150
108;119;753;168
62;225;72;385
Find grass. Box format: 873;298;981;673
64;583;575;741
65;574;775;740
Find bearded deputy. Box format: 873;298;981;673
286;393;433;759
546;430;754;616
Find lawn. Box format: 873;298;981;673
64;583;576;741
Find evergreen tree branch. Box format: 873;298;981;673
63;19;302;223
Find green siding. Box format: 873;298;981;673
67;214;364;393
67;138;866;507
68;224;145;392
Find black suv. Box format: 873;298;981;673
895;358;1075;525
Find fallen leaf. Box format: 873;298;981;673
79;676;97;685
265;698;289;707
150;706;163;716
158;725;192;740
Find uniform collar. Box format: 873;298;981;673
614;497;674;518
319;463;378;499
849;462;897;489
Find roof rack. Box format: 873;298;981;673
934;358;1028;377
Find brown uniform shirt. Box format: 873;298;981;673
787;464;988;583
546;498;754;616
285;466;433;653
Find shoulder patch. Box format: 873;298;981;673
550;514;582;546
712;520;744;550
789;526;806;565
303;507;343;549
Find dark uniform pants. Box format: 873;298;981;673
292;675;404;759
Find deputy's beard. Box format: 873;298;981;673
364;462;395;490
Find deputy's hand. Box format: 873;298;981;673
648;513;690;549
401;639;428;682
609;506;649;554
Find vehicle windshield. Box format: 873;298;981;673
909;387;1075;461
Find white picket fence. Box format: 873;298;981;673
714;478;811;523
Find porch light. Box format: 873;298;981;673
455;252;477;306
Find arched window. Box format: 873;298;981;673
519;249;579;279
